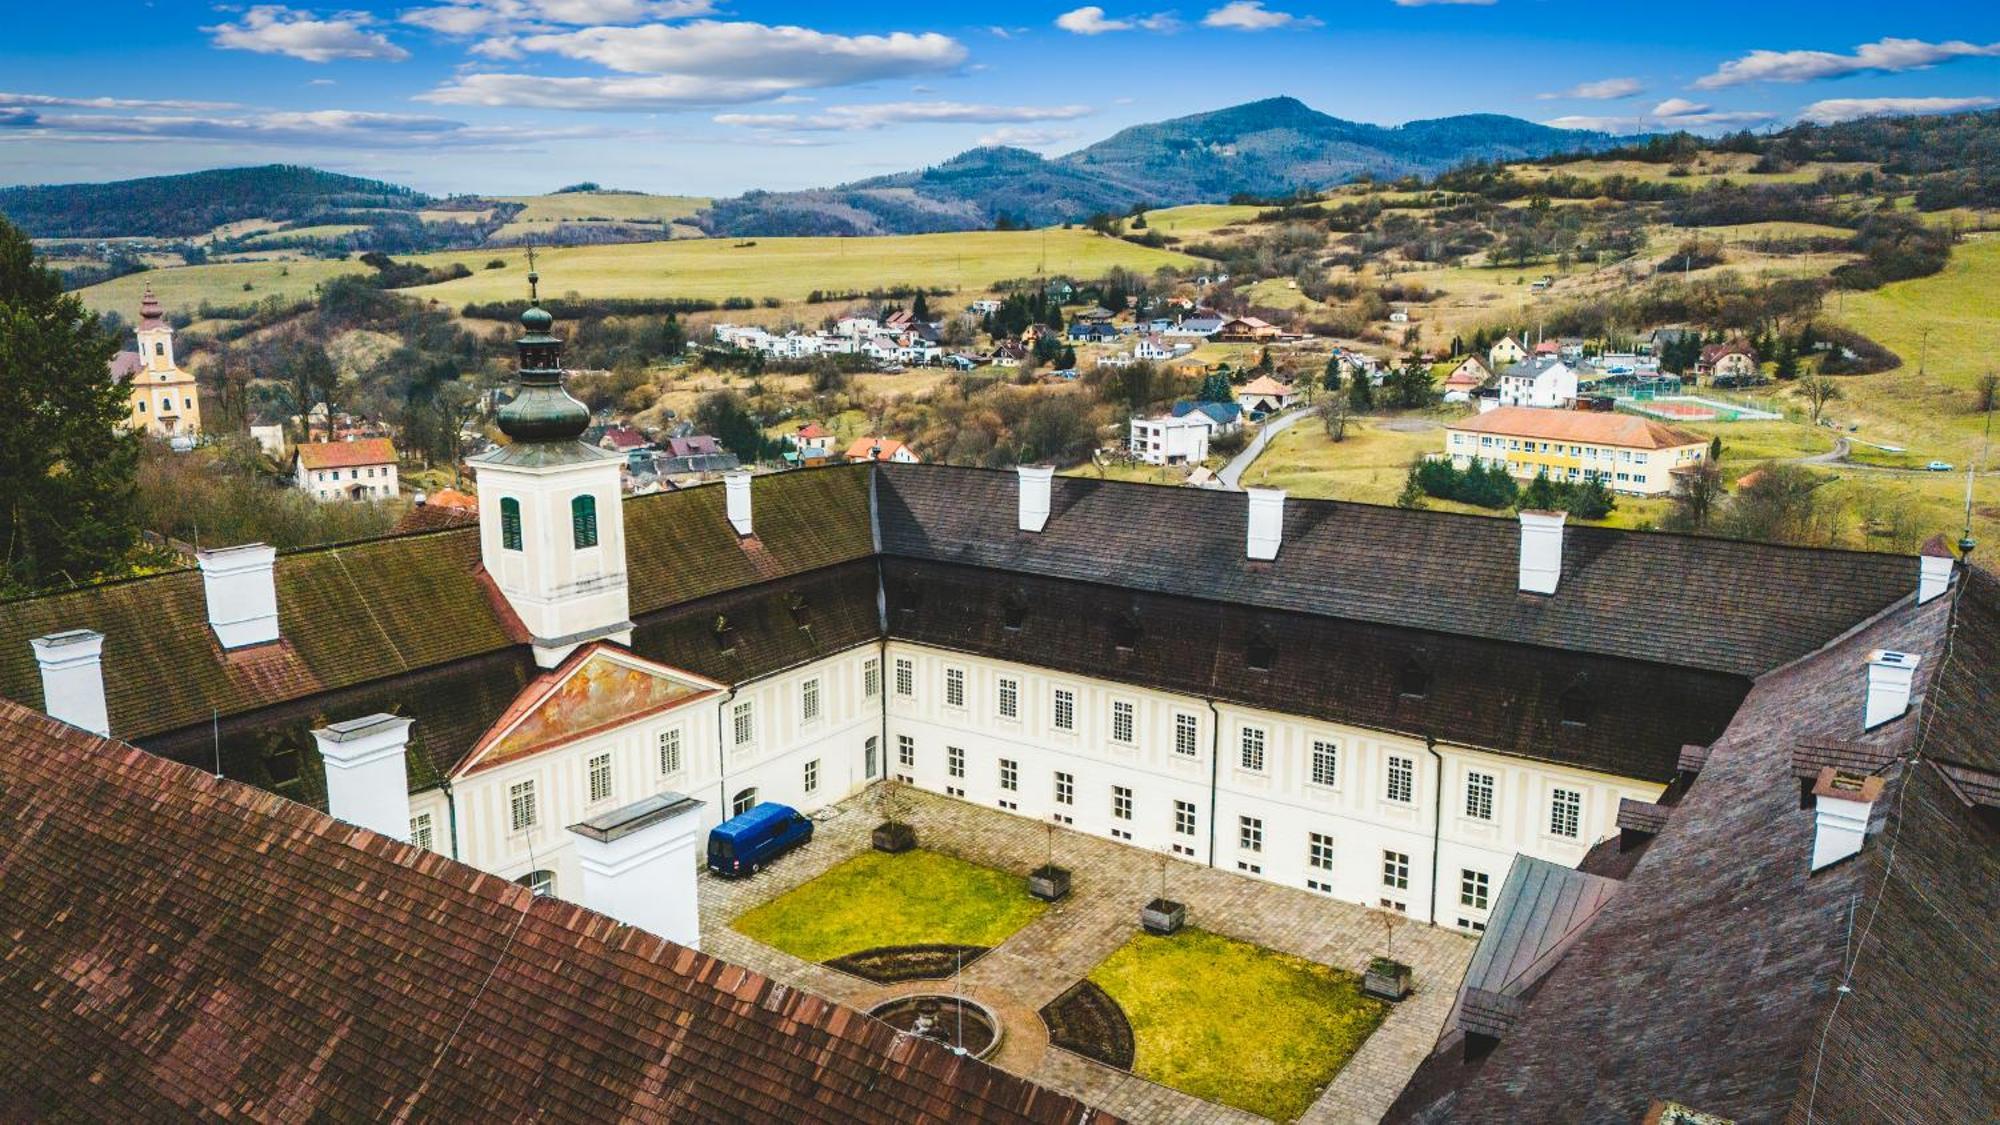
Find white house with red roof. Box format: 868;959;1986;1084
294;437;400;501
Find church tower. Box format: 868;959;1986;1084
470;269;631;668
122;287;202;438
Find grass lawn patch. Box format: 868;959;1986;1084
731;849;1044;964
1088;928;1387;1122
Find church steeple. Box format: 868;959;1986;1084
496;257;591;446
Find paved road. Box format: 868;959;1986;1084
1219;406;1311;490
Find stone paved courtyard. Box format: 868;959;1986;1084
699;786;1473;1124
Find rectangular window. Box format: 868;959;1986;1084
410;812;435;851
947;746;965;779
1055;771;1074;805
1112;785;1133;821
1053;688;1075;732
897;734;915;768
1240;727;1266;772
588;753;613;804
657;728;682;775
801;678;821;723
894;658;914;698
509;780;537;832
1174;800;1197;837
571;494;599;550
1308;832;1334;871
945;667;966;709
1238;815;1263;853
732;701;754;747
864;658;880;699
999;759;1018;792
1383;850;1410;890
1465;771;1495;821
500;497;522;551
998;677;1019;719
1310;740;1338;788
1460;869;1491;911
804;759;819;794
1111;700;1135;744
1386;755;1415;804
1551;787;1582;838
1174;713;1199;757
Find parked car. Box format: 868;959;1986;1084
706;802;813;878
1926;460;1955;472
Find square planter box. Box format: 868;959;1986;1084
1028;865;1071;902
1364;959;1413;1002
872;822;916;854
1141;898;1186;935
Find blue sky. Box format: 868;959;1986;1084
3;2;1998;195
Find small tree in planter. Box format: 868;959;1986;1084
871;778;916;853
1363;911;1413;1001
1028;820;1072;901
1140;852;1185;934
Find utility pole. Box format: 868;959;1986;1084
1918;327;1931;378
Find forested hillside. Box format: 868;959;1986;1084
0;165;431;239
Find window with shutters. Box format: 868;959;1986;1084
500;497;523;551
1310;740;1338;788
588;753;613;804
1174;713;1199;756
571;494;598;549
1240;727;1266;772
509;780;537;831
658;728;683;775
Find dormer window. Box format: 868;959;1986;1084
1560;681;1594;727
262;744;301;788
787;591;812;631
895;577;923;616
712;613;738;654
571;494;598;549
1003;587;1029;630
1112;606;1142;651
1247;626;1277;672
1398;659;1432;699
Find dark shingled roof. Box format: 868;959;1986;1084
1414;566;1999;1124
884;560;1745;780
872;463;1916;678
0;700;1110;1124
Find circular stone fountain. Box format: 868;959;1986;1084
866;994;1003;1060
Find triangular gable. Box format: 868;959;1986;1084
454;643;724;778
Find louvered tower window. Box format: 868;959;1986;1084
571;494;598;549
500;497;522;550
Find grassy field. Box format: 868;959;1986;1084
730;850;1044;963
242;224;367;246
1145;203;1265;234
1088;929;1387;1122
497;191;710;225
402;229;1197;305
1505;155;1874;187
76;258;362;316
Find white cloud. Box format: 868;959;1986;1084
1056;7;1130;34
1651;98;1708;118
0;91;239;111
978;126;1080;148
1538;77;1644;101
1202;2;1319;30
206;6;409;63
1544;107;1776;133
1799;95;1999;125
0;106;583;149
423;20;969;109
713;101;1094;132
400;0;714;38
1696;37;2000;89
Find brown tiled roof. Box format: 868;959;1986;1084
108;350;142;380
296;437;398;470
0;701;1109;1123
1918;562;2000;774
873;464;1916;679
1425;575;1999;1123
390;501;479;534
1445;406;1703;450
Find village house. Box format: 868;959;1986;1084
1236;374;1298;415
1215;316;1282;343
1444;406;1709;495
1698;340;1759;380
1442;357;1491;404
112;288;202;439
1171;399;1244;433
1133;334;1191;362
1165;315;1226;339
1487;334;1528;369
844;436;921;464
294;437;399;501
1129;411;1213;465
596;423;652;454
1496;357;1579;409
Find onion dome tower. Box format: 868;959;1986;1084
469;260;632;667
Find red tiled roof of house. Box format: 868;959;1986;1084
0;699;1113;1123
797;422;830;439
845;437;915;462
296;437;397;470
427;487;478;510
108;350;143;380
1239;375;1292;397
1447;406;1703;451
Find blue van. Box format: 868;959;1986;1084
707;802;813;877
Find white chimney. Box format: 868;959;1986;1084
312;714;413;842
1917;548;1954;605
1810;767;1884;872
1246;487;1285;561
724;470;753;537
1863;649;1920;730
1517;510;1566;595
197;543;279;649
568;792;707;948
1017;465;1054;533
30;629;109;737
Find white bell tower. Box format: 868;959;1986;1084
469;265;631;668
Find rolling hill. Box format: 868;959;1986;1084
0;165;431;240
697;98;1622;236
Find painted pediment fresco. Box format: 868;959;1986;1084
458;645;720;776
